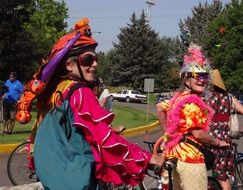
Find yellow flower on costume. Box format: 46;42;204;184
180;103;208;130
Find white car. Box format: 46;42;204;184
110;89;147;103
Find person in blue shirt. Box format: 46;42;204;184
3;71;23;134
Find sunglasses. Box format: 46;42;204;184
188;72;209;81
75;53;98;67
194;73;209;81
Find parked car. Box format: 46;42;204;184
232;93;243;105
155;92;173;104
110;89;147;103
238;95;243;105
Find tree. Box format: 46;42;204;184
110;11;166;90
179;0;223;46
0;0;37;81
204;0;243;92
157;38;181;91
0;0;68;82
175;0;225;64
24;0;68;63
96;51;112;84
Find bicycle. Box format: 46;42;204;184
7;131;142;189
141;136;222;190
229;132;243;189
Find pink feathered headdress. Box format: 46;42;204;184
180;43;211;75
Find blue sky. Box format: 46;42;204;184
64;0;230;52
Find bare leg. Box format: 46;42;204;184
3;119;9;133
6;120;11;133
9;119;15;134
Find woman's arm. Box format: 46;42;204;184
191;128;229;147
233;97;243;114
155;103;167;132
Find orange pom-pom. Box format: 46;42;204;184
29;79;46;95
74;17;89;30
16;111;32;124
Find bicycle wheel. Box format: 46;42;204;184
139;172;160;190
208;176;222;190
234;159;243;189
7;141;38;186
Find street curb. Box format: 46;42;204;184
122;120;159;136
0;143;21;154
0;120;159;154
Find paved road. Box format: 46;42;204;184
1;101;243;187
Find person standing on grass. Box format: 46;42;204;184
3;72;23;134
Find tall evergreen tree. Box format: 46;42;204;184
110;11;165;90
204;0;243;92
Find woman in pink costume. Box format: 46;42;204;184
31;18;163;189
157;43;229;190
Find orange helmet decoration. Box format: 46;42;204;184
16;17;98;124
50;17;98;60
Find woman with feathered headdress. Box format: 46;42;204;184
157;43;229;190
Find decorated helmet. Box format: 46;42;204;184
50;18;98;59
180;43;211;78
36;17;98;83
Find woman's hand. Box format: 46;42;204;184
112;125;126;134
217;140;230;147
149;154;164;166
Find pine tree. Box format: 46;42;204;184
110;11;165;90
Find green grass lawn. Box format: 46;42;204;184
0;105;157;144
112;105;157;129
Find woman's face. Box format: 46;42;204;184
185;73;209;94
66;51;98;82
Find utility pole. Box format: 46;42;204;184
145;0;155;22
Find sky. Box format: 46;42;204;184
64;0;230;53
